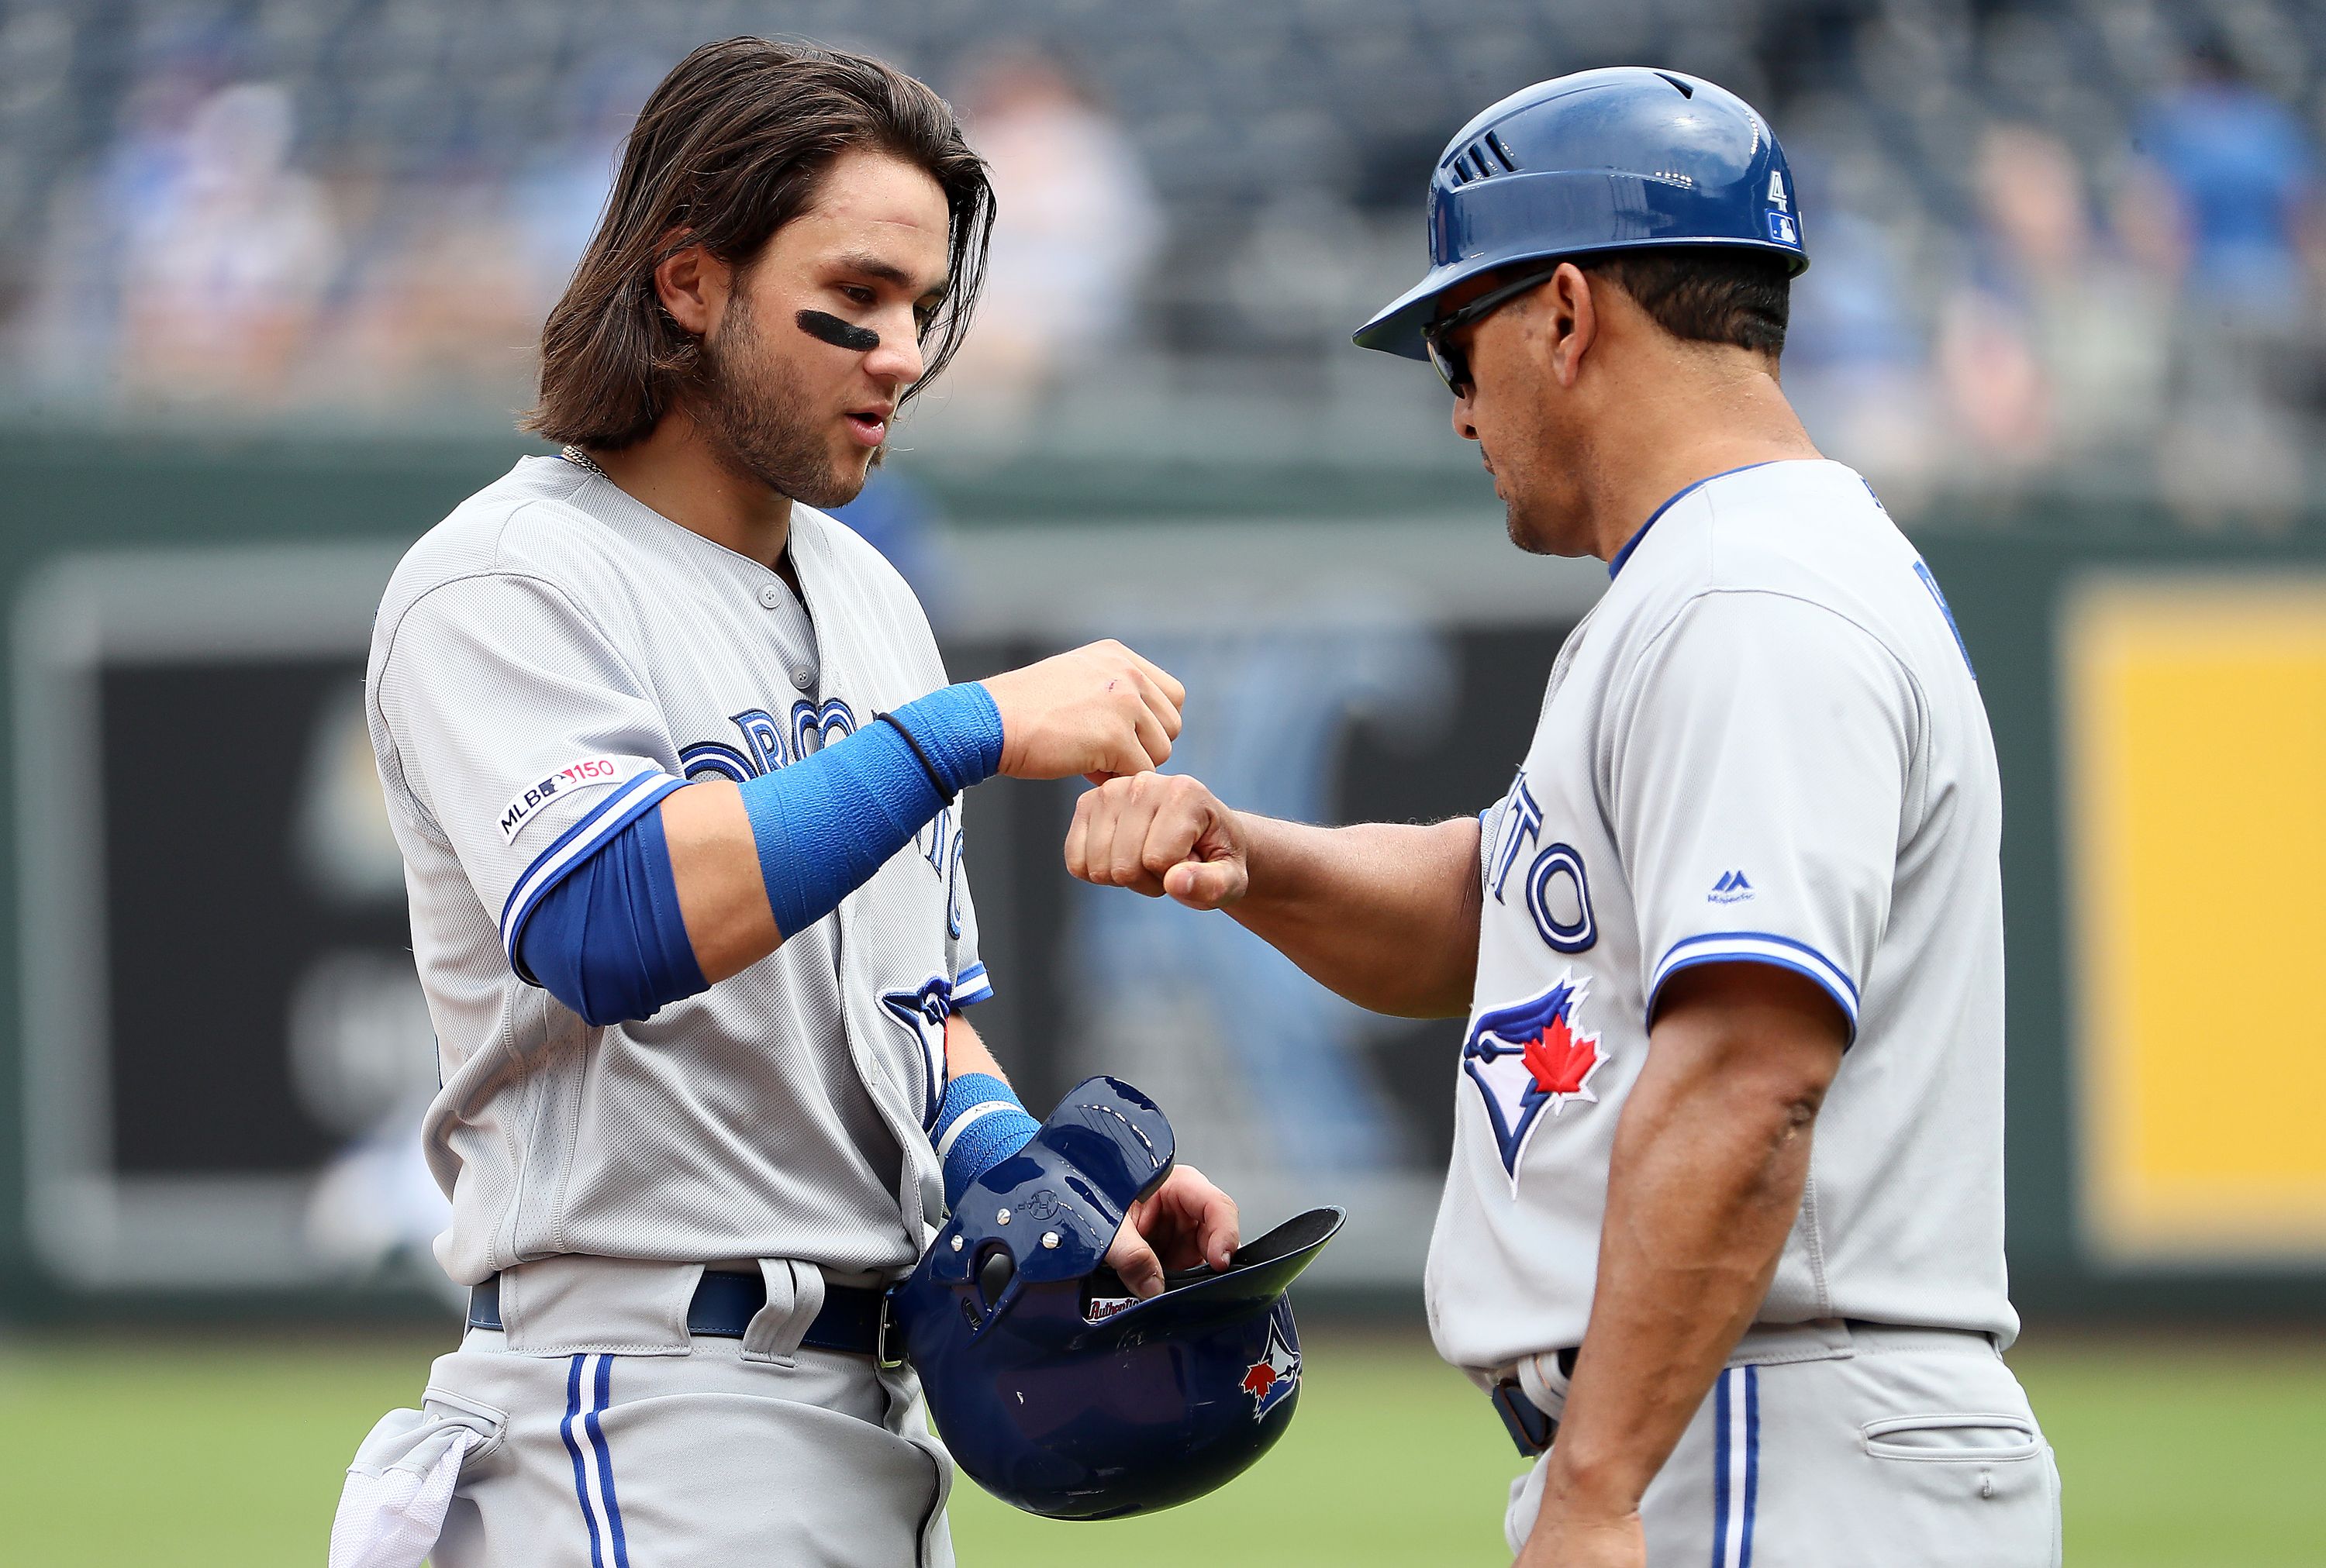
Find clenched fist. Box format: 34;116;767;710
1065;772;1250;910
979;641;1185;782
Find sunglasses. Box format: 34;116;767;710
1420;264;1565;395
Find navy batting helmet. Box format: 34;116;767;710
1353;67;1808;360
886;1076;1343;1520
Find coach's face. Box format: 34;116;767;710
1444;262;1597;558
680;146;951;508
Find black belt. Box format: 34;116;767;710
468;1270;893;1360
1489;1346;1576;1458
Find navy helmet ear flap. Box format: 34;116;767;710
931;1077;1175;1303
889;1077;1344;1520
1009;1074;1175;1222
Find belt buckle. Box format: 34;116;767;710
876;1291;905;1370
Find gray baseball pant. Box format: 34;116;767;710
1501;1322;2062;1567
333;1258;954;1568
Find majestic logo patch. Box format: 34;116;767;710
1240;1306;1301;1418
1709;869;1755;904
496;756;623;845
1462;975;1608;1191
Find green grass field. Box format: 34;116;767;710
0;1326;2318;1566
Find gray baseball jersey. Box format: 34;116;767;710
1431;459;2016;1377
366;455;987;1287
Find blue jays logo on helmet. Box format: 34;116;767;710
1462;974;1608;1191
1240;1302;1303;1419
887;1077;1345;1521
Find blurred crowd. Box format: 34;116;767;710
2;0;2323;519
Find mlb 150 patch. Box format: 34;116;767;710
497;756;623;844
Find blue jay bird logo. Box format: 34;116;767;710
883;976;959;1128
1241;1304;1302;1418
1462;975;1607;1193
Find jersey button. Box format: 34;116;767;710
756;583;785;610
791;667;816;689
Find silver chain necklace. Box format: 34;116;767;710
559;444;608;479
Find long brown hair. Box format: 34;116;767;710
524;38;995;447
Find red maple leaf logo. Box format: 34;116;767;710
1241;1363;1279;1400
1523;1013;1601;1098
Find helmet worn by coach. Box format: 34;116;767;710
887;1076;1344;1520
1354;66;1810;360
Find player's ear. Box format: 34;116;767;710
653;231;730;338
1543;261;1596;390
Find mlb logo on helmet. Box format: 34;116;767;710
1765;169;1801;244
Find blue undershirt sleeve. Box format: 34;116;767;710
517;805;706;1028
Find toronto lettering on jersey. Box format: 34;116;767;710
1486;773;1597;953
681;697;964;929
919;804;969;939
678;698;861;781
495;756;623;844
1469;770;1610;1191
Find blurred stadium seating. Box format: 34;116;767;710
2;0;2324;517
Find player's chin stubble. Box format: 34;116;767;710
691;292;875;509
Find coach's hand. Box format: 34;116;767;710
1512;1510;1643;1568
1065;772;1250;908
1513;1457;1646;1568
1105;1163;1239;1298
981;641;1185;782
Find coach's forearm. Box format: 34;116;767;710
1535;966;1842;1528
1228;815;1482;1018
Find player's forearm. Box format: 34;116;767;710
664;780;782;980
943;1011;1007;1082
1227;814;1482;1018
1537;970;1840;1521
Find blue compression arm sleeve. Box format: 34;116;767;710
518;804;706;1027
931;1072;1042;1211
741;682;1003;939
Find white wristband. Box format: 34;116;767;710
935;1101;1019;1160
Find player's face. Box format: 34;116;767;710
692;148;951;508
1441;274;1586;557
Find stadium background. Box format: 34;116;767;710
0;0;2322;1562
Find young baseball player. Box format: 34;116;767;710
331;40;1237;1568
1068;70;2059;1568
